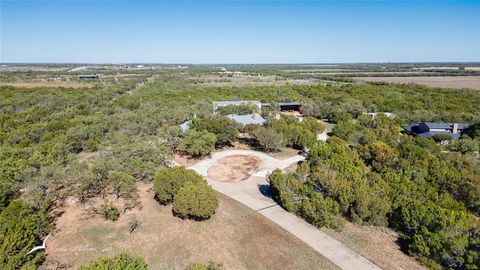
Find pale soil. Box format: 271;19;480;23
43;182;338;270
0;81;95;88
322;222;428;270
77;152;100;164
173;153;201;167
188;74;319;87
357;76;480;90
207;155;262;182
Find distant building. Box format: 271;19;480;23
79;74;98;79
278;102;302;112
405;122;469;139
227;113;266;126
213;101;262;111
364;112;394;118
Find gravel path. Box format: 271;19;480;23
189;149;382;270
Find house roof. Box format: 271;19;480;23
417;131;462;139
213;101;262;107
278;102;301;106
422;122;469;129
226;113;265;126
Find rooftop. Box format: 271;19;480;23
227;113;266;126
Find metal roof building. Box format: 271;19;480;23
226;113;266;126
213;101;262;110
405;122;469;139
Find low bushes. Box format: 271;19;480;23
100;200;120;221
79;253;148;270
154;167;218;220
173;181;218;220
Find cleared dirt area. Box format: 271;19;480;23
207;155;262;182
43;182;338;270
322;222;428;270
357;76;480;90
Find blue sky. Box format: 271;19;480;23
1;1;479;63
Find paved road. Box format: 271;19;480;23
189;149;381;270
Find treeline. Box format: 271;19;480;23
1;70;479;268
268;115;480;269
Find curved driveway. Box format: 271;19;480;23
189;150;381;270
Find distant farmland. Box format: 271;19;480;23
357;76;480;90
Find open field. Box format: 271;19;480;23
43;182;338;270
357;76;480;90
0;81;96;88
187;73;321;86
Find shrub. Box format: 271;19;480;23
300;194;344;230
191;117;238;146
185;261;224;270
432;134;453;142
79;253;148;270
0;179;15;210
108;171;137;200
83;139;99;151
253;127;283;151
301;116;325;134
178;130;217;157
100;201;120;221
153;167;205;205
173;181;218;220
0;200;48;269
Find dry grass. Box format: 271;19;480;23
208;155;262;182
188;74;319;87
357;76;480;90
0;81;95;89
322;222;428;270
43;182;339;270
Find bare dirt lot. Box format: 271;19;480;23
357;76;480;90
43;182;337;270
207;155;262;182
322;222;427;270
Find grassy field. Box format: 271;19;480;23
357;76;480;90
44;182;339;270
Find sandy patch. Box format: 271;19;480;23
207;155;262;182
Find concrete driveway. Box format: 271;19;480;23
189;150;381;270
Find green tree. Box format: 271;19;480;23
191;117;238;146
0;200;48;269
109;171;137;200
300;194;343;230
153;167;205;205
253;127;283;151
173;181;218;220
79;253;148;270
178;130;217;157
301;116;325;134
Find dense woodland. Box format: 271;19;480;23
0;68;479;269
